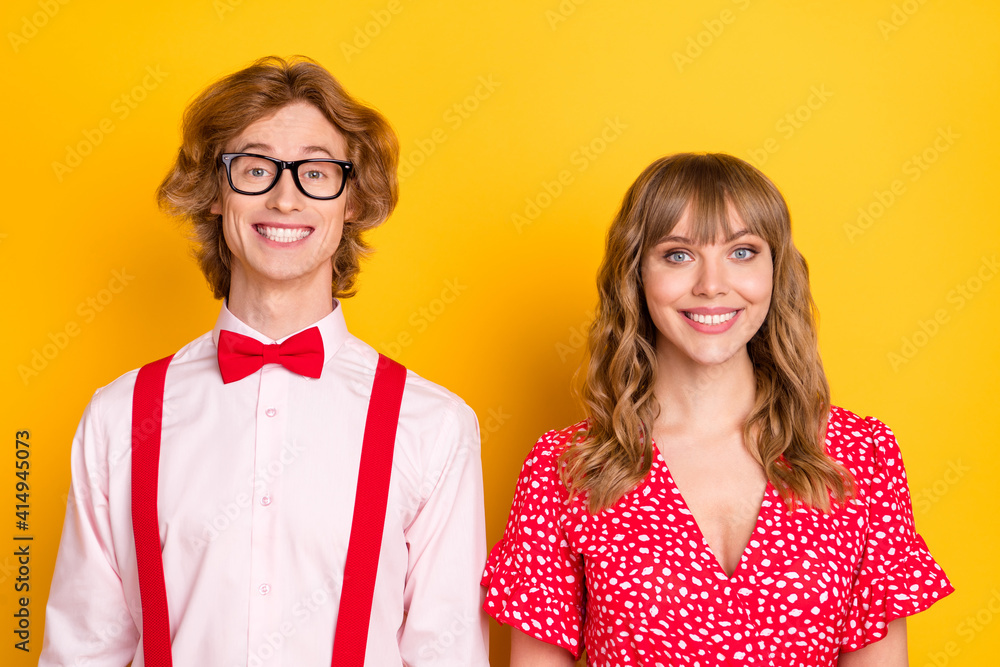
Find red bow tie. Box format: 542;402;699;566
217;328;325;384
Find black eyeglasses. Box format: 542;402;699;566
220;153;354;200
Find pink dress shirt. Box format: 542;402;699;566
40;303;489;666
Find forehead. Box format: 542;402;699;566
676;204;745;232
229;101;346;154
652;202;757;247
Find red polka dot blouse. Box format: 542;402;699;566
482;406;953;666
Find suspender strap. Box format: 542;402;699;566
131;352;406;667
330;353;407;667
131;354;175;667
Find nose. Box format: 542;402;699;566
693;255;728;298
264;168;305;213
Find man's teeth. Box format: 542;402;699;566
686;311;738;325
256;226;311;243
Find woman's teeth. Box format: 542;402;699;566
256;225;311;243
685;311;738;325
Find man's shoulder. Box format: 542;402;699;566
343;336;469;407
401;363;471;416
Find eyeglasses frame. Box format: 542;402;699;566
219;153;354;200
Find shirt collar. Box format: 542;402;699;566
211;300;350;367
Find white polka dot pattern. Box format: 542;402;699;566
481;406;953;666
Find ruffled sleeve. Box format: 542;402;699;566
481;434;585;658
841;417;954;651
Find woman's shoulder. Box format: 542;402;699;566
516;420;590;484
531;419;590;455
518;420;588;466
826;405;903;483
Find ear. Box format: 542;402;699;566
342;183;354;223
210;196;222;216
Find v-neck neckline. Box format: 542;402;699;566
650;442;772;581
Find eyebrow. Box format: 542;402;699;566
235;142;336;158
657;230;754;244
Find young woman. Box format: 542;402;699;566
482;153;953;666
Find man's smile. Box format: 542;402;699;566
253;224;313;243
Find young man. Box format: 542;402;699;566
40;57;488;666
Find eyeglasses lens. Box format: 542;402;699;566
229;155;345;198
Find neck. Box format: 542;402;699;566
227;271;335;340
652;344;757;436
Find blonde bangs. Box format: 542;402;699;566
637;154;785;257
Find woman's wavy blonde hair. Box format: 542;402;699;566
561;153;854;513
157;56;399;300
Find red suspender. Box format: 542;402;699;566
330;353;407;666
131;354;175;667
131;352;407;667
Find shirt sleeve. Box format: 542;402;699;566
840;417;954;651
39;389;140;666
481;434;585;659
398;401;490;666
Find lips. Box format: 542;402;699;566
679;308;744;333
683;310;738;325
254;224;312;243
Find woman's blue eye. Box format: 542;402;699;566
733;248;754;260
667;251;689;262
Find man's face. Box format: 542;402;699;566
211;102;350;297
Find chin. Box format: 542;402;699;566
688;347;746;368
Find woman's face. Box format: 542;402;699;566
640;205;773;369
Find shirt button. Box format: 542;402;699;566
260;494;272;507
258;583;271;596
265;407;277;418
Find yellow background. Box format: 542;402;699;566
2;1;998;665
